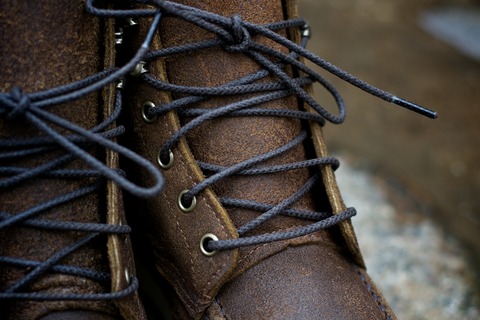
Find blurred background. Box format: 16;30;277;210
297;0;480;318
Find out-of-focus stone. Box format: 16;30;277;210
297;0;480;270
419;6;480;61
335;157;480;320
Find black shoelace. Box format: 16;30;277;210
0;10;164;300
89;0;436;253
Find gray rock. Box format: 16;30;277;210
335;158;480;319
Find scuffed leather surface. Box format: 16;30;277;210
0;1;144;319
215;244;393;320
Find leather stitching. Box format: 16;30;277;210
215;297;229;319
355;268;392;320
175;137;232;316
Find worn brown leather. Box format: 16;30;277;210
123;0;396;319
0;1;145;319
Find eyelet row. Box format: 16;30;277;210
178;192;218;256
141;101;175;170
141;101;218;256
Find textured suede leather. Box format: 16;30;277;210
123;0;396;319
0;1;145;319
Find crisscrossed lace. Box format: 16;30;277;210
0;10;164;300
89;0;436;253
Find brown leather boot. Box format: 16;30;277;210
119;0;435;319
0;1;163;319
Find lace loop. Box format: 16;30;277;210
0;89;164;197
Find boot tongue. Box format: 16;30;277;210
160;0;323;236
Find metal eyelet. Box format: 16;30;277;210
116;78;125;90
178;189;197;213
124;268;131;284
200;233;219;257
130;61;148;76
301;23;311;39
115;28;124;45
157;149;174;169
142;101;158;123
126;18;138;26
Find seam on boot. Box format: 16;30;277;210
214;297;229;319
175;143;233;305
154;192;232;318
355;268;393;320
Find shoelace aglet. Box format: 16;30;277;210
391;96;438;119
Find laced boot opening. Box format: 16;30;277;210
92;0;436;255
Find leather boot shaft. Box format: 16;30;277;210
119;0;397;319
